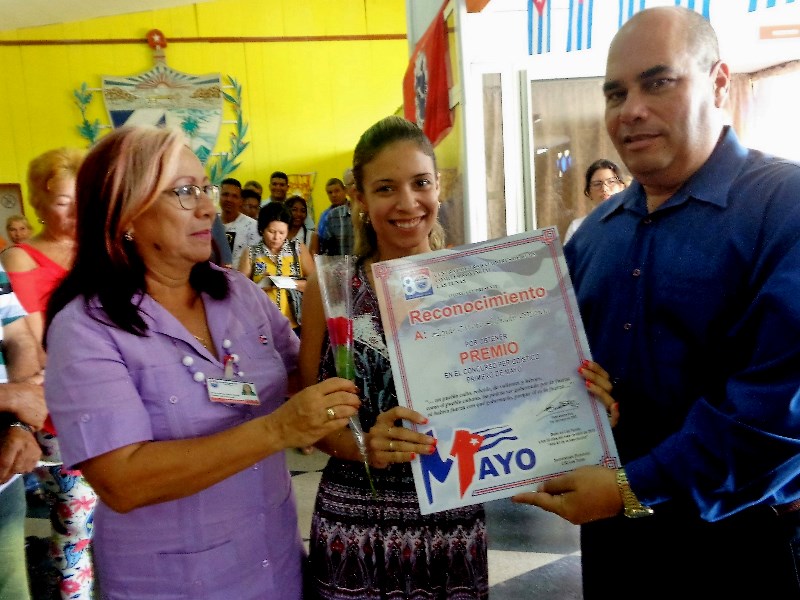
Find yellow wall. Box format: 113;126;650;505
0;0;409;223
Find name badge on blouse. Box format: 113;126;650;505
206;378;260;406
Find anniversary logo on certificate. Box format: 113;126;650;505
372;228;619;515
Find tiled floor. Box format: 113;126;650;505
25;450;583;599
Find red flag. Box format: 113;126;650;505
403;1;453;146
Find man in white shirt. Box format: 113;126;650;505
220;178;259;267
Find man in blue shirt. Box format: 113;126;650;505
515;6;800;597
310;176;349;255
314;170;355;256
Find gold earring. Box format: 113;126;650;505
124;231;134;241
359;211;371;225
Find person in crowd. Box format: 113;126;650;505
285;195;314;246
42;125;360;600
243;179;263;199
312;171;355;256
241;188;262;220
210;213;233;268
261;171;289;207
1;147;97;599
515;7;800;598
299;115;616;598
563;158;626;243
0;262;47;600
262;171;316;231
238;202;314;337
5;214;32;245
219;177;260;267
309;175;349;255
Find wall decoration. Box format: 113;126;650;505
566;0;593;52
71;29;248;183
749;0;796;12
102;64;223;163
529;0;552;54
675;0;711;18
528;0;551;55
403;0;453;146
73;82;102;146
287;173;317;201
207;76;249;184
530;0;789;56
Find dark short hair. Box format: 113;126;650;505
221;177;242;190
257;202;292;234
326;178;344;188
285;195;308;211
269;171;288;183
583;159;625;197
241;188;260;201
352;116;444;257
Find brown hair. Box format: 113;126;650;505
351;116;445;258
84;126;184;266
46;126;227;337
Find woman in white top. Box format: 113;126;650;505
564;159;626;244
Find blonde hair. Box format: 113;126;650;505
5;214;31;232
27;147;85;216
351;116;445;258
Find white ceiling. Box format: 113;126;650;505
0;0;208;32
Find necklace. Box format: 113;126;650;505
182;338;243;384
193;334;210;350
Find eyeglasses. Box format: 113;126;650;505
589;177;623;191
168;184;220;210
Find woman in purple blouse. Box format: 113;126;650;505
43;126;360;600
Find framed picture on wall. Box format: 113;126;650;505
0;184;25;246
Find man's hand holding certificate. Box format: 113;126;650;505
371;228;619;514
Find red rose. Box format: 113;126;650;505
327;317;353;346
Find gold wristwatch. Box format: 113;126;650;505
616;468;654;518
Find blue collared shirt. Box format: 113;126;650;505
565;127;800;521
318;201;354;256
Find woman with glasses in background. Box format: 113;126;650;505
564;159;627;244
42;126;360;599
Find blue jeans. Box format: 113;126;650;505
0;477;32;599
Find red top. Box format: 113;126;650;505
7;243;69;435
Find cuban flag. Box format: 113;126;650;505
566;0;594;52
402;0;453;145
529;0;552;55
674;0;711;18
749;0;796;11
618;0;648;28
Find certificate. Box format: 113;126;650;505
372;228;619;514
268;276;298;289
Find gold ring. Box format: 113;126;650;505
389;440;394;451
326;407;336;420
